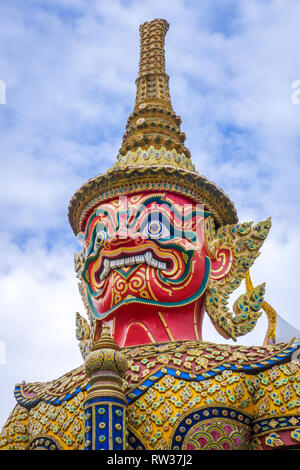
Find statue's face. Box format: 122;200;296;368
79;192;212;320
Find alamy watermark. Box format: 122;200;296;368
92;197;206;246
0;80;6;104
291;80;300;104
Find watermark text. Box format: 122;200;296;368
291;80;300;104
0;80;6;104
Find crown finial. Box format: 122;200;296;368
68;20;238;237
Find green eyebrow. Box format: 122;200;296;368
138;211;174;236
86;222;108;256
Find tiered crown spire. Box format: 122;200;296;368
118;19;191;162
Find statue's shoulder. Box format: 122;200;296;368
11;339;300;407
14;365;88;409
122;339;300;389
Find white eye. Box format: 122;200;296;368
94;230;107;249
143;220;169;239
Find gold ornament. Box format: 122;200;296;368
204;216;272;340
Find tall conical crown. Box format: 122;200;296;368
118;19;191;165
68;19;237;236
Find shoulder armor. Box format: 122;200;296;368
14;339;300;408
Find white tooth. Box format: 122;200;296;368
144;252;153;264
124;257;131;266
136;255;144;263
151;258;158;267
110;260;117;268
100;261;110;280
158;262;166;269
116;259;123;267
129;256;135;265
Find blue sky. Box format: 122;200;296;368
1;0;300;427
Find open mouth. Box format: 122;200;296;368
96;250;170;282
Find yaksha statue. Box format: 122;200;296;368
2;19;300;452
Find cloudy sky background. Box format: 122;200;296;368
1;0;300;428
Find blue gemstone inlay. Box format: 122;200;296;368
13;341;300;408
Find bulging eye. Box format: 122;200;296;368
94;230;107;249
143;220;170;239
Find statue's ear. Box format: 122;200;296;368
210;247;233;280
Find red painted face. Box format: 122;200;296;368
79;192;211;321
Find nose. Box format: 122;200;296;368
104;230;145;249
